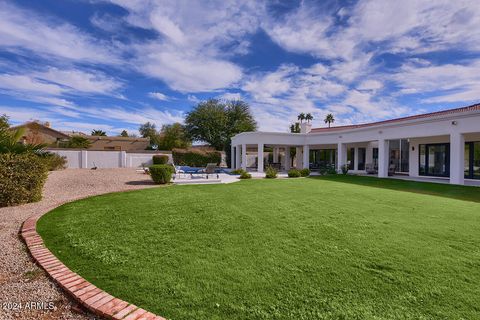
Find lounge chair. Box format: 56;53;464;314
203;163;219;179
172;165;186;179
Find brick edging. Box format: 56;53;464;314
20;213;166;320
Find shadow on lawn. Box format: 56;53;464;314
310;175;480;204
125;180;156;186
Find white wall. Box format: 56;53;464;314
47;149;172;169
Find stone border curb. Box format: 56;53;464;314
20;213;166;320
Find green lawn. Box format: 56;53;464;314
37;176;480;320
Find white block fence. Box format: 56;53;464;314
47;149;172;169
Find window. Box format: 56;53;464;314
104;146;121;150
347;148;355;170
372;148;378;169
465;142;480;180
389;139;409;173
419;143;450;177
358;148;366;170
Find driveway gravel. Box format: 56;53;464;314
0;169;157;320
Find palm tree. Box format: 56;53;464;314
297;113;306;123
324;113;335;128
0;127;46;154
91;129;107;136
305;113;313;123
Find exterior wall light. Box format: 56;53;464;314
412;146;415;151
451;121;458;125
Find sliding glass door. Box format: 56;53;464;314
389;139;409;173
465;142;480;179
419;143;450;177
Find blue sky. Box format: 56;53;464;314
1;0;480;135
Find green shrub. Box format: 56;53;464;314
265;166;277;179
149;164;174;184
300;168;310;177
288;169;301;178
231;168;245;175
239;171;252;179
38;152;67;171
152;155;169;165
341;164;349;175
327;164;337;175
0;153;49;207
172;148;221;167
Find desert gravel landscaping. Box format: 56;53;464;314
0;169;156;320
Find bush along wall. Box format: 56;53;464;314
149;164;174;184
152;155;169;165
172;148;221;167
0;153;49;207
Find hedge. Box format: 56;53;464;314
0;153;49;207
152;155;169;165
38;152;67;171
172;148;221;167
149;164;174;184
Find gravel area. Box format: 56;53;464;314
0;169;157;320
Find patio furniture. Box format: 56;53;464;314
388;164;396;176
270;162;282;170
173;165;186;180
365;163;377;174
203;163;219;179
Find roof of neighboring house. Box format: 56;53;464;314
310;103;480;133
86;135;149;142
61;130;88;136
12;121;70;139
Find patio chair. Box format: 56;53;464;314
388;164;396;176
365;163;376;174
203;163;219;179
172;164;186;180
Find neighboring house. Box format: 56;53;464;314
13;122;149;151
12;121;70;146
231;103;480;185
85;135;149;151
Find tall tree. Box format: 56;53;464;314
297;113;306;123
139;122;157;138
139;122;158;148
119;130;129;137
157;123;191;150
290;122;301;133
324;113;335;128
91;129;107;136
185;99;256;166
305;113;313;123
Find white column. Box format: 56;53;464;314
235;145;241;169
296;147;302;168
354;147;359;171
121;151;127;168
231;145;235;169
450;132;465;185
81;150;88;169
285;147;291;170
337;143;346;173
378;139;389;178
273;147;279;163
302;145;309;170
241;144;247;171
257;143;264;173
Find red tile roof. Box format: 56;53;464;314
310;103;480;133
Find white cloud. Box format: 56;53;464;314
148;92;170;101
217;92;242;101
0;2;119;63
0;74;64;95
109;0;264;92
357;79;383;91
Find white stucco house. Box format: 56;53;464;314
231;103;480;185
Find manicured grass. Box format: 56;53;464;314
37;177;480;319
